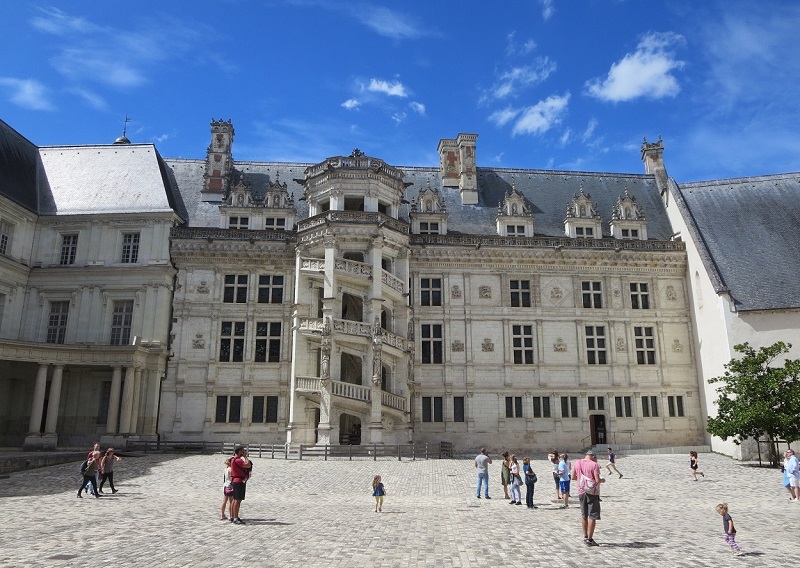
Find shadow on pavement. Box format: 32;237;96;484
599;541;663;549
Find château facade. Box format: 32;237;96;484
3;116;797;456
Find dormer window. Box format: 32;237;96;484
411;181;448;235
610;189;647;240
575;227;595;237
496;184;534;237
564;187;602;239
506;225;526;236
620;228;639;239
265;218;287;230
229;216;249;229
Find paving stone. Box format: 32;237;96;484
0;452;792;567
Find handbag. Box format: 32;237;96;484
224;484;234;495
529;473;538;484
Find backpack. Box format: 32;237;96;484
579;472;599;495
79;460;89;475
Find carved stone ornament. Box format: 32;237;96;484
197;281;210;294
672;339;684;353
666;285;678;301
613;288;621;298
192;334;205;349
481;338;494;352
451;285;462;299
479;286;492;299
451;340;465;352
550;287;563;300
553;338;567;352
616;338;626;352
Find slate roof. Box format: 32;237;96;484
163;158;674;240
0;119;39;213
37;145;183;217
675;173;800;311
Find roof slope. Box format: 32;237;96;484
38;144;178;216
163;158;673;240
0;119;39;212
676;173;800;311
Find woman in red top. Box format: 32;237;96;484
228;446;252;524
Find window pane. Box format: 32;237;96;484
433;397;443;422
453;396;465;422
266;396;279;422
252;396;265;423
229;396;241;423
422;397;432;422
543;397;551;418
215;396;228;422
506;397;514;418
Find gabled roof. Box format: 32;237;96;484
0;119;39;212
675;173;800;311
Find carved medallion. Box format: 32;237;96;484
481;338;494;352
452;340;465;352
192;334;205;349
616;338;626;352
666;285;678;301
451;285;462;299
197;281;210;294
672;339;684;353
550;287;563;300
479;286;492;299
553;338;567;352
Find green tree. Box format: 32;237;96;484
706;342;800;464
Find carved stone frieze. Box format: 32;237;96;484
451;340;464;352
479;286;492;299
451;285;462;299
481;338;494;352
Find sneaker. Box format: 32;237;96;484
509;501;516;505
236;519;245;525
559;505;568;509
734;550;744;556
77;494;82;498
587;539;599;547
229;517;235;522
700;473;705;477
485;496;491;499
532;505;538;509
476;495;481;499
583;536;589;544
112;490;118;494
515;502;522;506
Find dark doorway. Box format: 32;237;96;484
590;414;606;446
339;414;362;445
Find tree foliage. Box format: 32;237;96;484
706;342;800;450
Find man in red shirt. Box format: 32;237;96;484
229;446;253;524
571;449;605;546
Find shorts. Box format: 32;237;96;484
790;477;800;488
559;480;570;495
579;492;601;520
231;481;246;501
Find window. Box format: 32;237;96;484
512;324;534;364
419;222;439;235
421;324;443;364
228;216;249;229
621;229;639;239
668;395;685;417
587;396;605;411
265;218;287;230
252;395;279;423
453;396;465;422
110;300;134;346
582;281;603;308
630;283;650;309
641;395;659;417
575;227;594;237
219;321;245;362
505;396;523;418
532;396;551;418
0;220;13;255
561;396;579;418
614;396;633;418
59;234;78;265
255;322;281;362
223;274;248;303
420;278;442;306
215;395;241;423
585;326;607;365
46;301;69;344
121;232;140;264
257;275;284;304
506;225;525;236
422;396;443;422
510;280;531;307
634;326;656;364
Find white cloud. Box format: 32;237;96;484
392;112;407;124
541;0;555;21
585;32;685;102
341;98;361;110
152;133;171;143
505;31;536;57
493;152;504;163
489;107;519;127
483;58;557;102
0;78;55;111
409;101;426;115
559;128;572;146
31;7;97;35
68;87;107;110
582;118;598;142
350;6;430;40
511;92;571;136
368;78;408;97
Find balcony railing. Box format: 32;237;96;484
330;380;371;402
297;211;409;235
294;376;408;412
335;258;372;278
381;391;407;412
298;317;407;350
381;269;404;294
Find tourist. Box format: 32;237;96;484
82;442;101;495
77;451;101;499
689;450;705;481
715;503;744;555
783;449;800;500
508;455;522;505
557;453;571;508
229;445;253;524
220;457;233;520
500;451;511;500
372;475;386;512
606;448;622;479
571;449;605;546
98;448;121;494
522;457;538;509
548;451;561;500
474;448;492;499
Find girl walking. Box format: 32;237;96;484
716;503;743;555
372;475;386;512
508;455;522;505
98;448;121;494
522;457;538;509
689;451;705;481
220;457;233;520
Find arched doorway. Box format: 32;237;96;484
340;413;361;445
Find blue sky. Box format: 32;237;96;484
2;1;799;182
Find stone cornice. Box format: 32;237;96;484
0;339;167;367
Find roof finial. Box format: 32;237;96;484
113;115;132;145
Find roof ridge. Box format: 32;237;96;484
679;172;800;188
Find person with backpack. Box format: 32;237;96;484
82;443;101;496
77;451;101;499
228;446;252;524
571;449;605;546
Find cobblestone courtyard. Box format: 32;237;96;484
0;451;793;567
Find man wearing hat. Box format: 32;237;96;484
229;446;253;524
571;449;605;546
